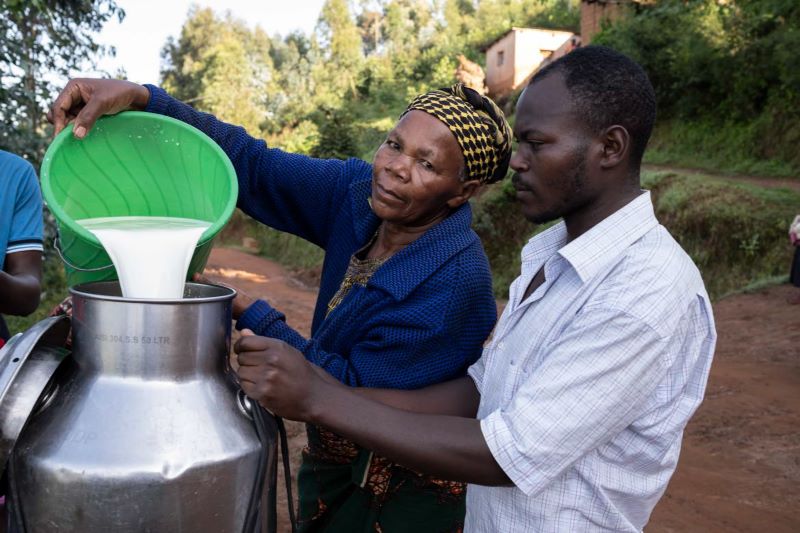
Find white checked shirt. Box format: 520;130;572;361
466;192;716;532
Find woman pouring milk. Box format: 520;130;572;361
48;78;511;532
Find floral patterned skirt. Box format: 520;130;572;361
297;424;466;533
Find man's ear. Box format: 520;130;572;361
447;179;482;209
599;125;630;170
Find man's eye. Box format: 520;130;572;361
420;160;434;171
386;140;400;150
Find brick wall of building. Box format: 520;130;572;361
581;0;631;44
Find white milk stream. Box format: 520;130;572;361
77;216;211;299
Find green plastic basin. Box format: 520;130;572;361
40;111;238;287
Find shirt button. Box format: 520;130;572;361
497;341;506;350
510;360;515;366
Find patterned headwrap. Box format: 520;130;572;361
402;83;512;184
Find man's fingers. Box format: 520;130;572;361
237;350;266;367
234;334;264;354
234;334;281;354
236;350;276;368
237;365;261;386
238;374;262;403
240;328;255;337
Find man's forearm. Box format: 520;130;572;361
310;381;512;486
0;271;41;315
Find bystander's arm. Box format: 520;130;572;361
0;250;42;316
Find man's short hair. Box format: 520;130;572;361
531;46;656;166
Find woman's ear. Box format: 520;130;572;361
447;179;482;209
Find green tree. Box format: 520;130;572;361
592;1;727;119
160;7;277;135
310;106;358;160
0;0;124;165
159;6;218;102
593;0;800;170
268;31;320;132
315;0;364;98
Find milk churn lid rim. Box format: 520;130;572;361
0;316;70;477
70;281;236;303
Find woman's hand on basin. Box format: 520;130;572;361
47;78;151;139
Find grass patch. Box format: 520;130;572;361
645;118;800;179
717;274;789;300
643;170;799;299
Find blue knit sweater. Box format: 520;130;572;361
145;85;497;389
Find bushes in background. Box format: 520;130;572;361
594;0;800;177
472;170;800;300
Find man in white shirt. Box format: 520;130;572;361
235;46;717;532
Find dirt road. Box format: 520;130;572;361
643;163;800;192
205;247;800;532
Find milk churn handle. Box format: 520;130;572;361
275;416;297;533
52;236;115;272
242;400;297;533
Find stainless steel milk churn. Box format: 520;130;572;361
0;282;277;532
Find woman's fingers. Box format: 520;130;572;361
49;81;86;135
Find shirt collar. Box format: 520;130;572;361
559;191;658;283
521;222;568;265
521;191;658;284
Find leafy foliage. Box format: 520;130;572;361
160;7;278;136
0;0;124;165
642;170;800;298
310;106;359;160
157;1;579;156
594;0;800;175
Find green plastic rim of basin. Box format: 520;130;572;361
40;111;238;286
